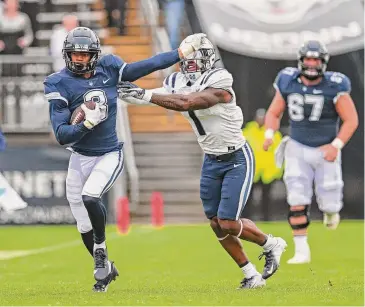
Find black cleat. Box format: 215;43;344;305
92;261;119;292
93;248;109;281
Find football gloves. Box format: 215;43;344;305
81;103;104;129
179;33;207;58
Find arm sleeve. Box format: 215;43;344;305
119;50;180;82
49;99;90;145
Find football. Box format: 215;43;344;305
70;101;96;125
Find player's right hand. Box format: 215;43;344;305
118;87;152;102
263;138;273;151
81;103;103;129
179;33;207;58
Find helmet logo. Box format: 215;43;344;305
74;44;89;50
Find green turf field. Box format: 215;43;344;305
0;221;363;306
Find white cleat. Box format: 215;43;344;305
260;237;288;279
287;253;311;264
323;213;340;230
238;274;266;289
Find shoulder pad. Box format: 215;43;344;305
44;72;63;86
98;54;113;66
325;71;351;93
43;72;69;103
199;68;233;89
274;67;299;93
163;72;181;93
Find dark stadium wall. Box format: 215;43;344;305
218;47;364;219
186;3;364;220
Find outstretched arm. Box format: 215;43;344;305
118;87;232;111
150;88;232;111
120;33;206;82
121;50;180;82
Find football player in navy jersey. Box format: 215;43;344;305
263;40;358;264
43;27;206;291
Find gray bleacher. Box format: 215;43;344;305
0;0;112;132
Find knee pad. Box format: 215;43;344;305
288;206;310;230
77;220;92;233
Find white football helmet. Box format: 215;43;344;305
179;36;216;83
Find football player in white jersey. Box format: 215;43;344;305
118;37;287;289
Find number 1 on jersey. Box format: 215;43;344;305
188;110;206;136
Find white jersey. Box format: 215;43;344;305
163;68;246;155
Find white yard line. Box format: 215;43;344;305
0;232;120;261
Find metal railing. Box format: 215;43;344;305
108;0;178;215
139;0;175;79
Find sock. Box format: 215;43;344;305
240;262;258;279
82;195;106;244
81;230;94;256
94;241;107;251
262;234;277;251
293;235;309;253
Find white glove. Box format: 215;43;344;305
118;87;152;103
179;33;207;58
81;103;103;129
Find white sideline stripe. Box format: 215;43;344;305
0;233;119;261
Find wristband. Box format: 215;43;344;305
83;120;94;130
331;138;344;150
264;129;274;139
144;90;153;102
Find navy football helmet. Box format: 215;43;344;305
62;27;101;74
297;40;329;80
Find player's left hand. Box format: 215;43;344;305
179;33;207;58
320;144;339;162
118;86;152;102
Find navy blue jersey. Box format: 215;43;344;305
274;67;351;147
44;54;124;156
44;51;180;156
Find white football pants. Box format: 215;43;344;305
66;149;124;233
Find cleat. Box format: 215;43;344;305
238;274;266;289
93;248;110;281
259;237;287;279
287;253;311;264
92;261;119;292
323;213;340;230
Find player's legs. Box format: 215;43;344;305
314;152;343;230
201;155;261;288
283;140;314;264
66;152;96;257
82;149;124;281
217;143;286;284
